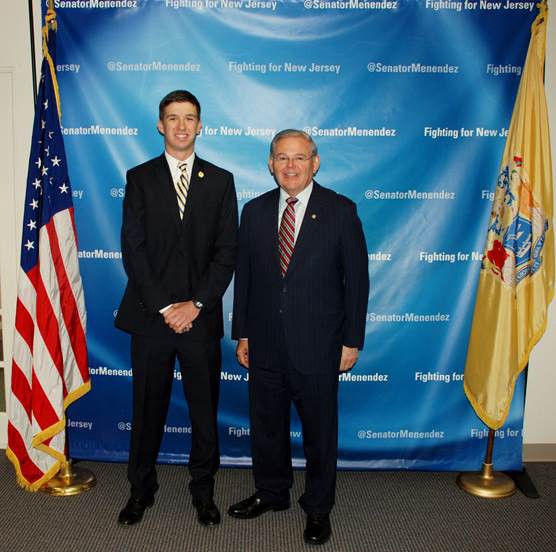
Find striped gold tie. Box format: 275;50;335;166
176;162;190;219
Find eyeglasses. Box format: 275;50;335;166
272;154;314;164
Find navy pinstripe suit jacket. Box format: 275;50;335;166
232;182;369;374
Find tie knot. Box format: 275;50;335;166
178;162;187;173
286;197;298;206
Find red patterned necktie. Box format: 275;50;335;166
278;196;298;277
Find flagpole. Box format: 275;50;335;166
458;371;539;499
40;422;96;496
503;363;540;498
501;1;552;500
27;0;38;104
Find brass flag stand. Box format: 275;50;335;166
40;459;96;496
456;429;516;499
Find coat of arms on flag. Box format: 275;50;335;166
484;154;549;288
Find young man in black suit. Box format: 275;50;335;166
229;129;369;545
115;90;238;527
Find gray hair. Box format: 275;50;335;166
269;129;318;157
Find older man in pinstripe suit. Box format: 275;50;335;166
228;129;369;545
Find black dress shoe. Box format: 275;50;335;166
192;498;221;526
228;494;289;519
304;513;332;545
117;496;154;526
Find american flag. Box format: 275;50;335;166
6;15;90;491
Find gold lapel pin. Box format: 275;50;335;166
311;214;317;220
198;171;204;179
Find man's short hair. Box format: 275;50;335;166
159;90;201;120
270;129;318;157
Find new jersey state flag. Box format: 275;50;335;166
464;3;554;430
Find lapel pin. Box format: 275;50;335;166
198;170;204;179
311;214;317;220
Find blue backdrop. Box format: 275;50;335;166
49;0;538;470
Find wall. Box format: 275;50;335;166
0;0;41;448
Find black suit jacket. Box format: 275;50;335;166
116;153;238;340
232;183;369;374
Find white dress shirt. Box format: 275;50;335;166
240;182;314;339
165;150;195;186
159;151;196;314
278;181;314;243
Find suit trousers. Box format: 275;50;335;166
127;333;221;501
248;327;340;514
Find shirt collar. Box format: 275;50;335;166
279;181;314;206
165;151;195;175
